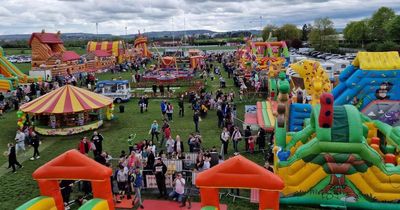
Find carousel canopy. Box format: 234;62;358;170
20;85;113;114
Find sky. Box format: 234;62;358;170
0;0;399;35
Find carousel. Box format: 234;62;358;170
20;85;114;135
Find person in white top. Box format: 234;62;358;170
169;172;185;202
220;127;230;156
15;130;26;155
202;156;211;171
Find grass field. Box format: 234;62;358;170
0;59;319;210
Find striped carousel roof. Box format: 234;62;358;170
20;85;113;114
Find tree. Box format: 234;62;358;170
261;24;278;41
385;15;400;41
308;17;338;51
276;24;301;41
377;41;400;51
369;7;396;41
291;39;303;49
301;24;312;41
343;19;370;48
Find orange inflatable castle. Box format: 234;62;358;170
31;149;114;210
195;155;284;210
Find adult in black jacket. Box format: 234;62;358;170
173;138;184;153
217;108;224;128
91;131;104;156
30;131;40;160
153;158;168;198
178;97;184;117
257;128;266;151
193;111;200;133
8;143;22;173
244;126;252;152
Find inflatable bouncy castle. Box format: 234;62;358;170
275;93;400;209
17;150;113;210
333;51;400;126
196;155;284;210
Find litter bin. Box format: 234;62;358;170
119;105;125;113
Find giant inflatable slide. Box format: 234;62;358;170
0;47;41;91
275;96;400;209
333;52;400;126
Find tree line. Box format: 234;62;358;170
261;6;399;52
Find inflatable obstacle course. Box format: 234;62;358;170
276;93;400;210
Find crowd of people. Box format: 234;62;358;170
4;51;277;210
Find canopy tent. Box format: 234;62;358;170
20;85;113;114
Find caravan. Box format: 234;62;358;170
95;80;131;103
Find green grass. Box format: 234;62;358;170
0;61;319;210
3;48;32;56
14;63;31;74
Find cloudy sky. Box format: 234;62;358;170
0;0;399;35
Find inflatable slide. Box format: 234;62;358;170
0;47;40;91
0;77;14;91
275;93;400;210
288;103;312;132
290;60;331;105
333;52;400;125
256;100;276;131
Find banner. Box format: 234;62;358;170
35;120;103;136
245;105;257;113
145;175;173;188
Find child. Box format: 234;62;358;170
127;134;136;154
131;167;144;209
248;136;255;154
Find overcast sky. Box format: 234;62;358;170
0;0;399;35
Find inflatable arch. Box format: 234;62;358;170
18;149;114;210
195;155;284;210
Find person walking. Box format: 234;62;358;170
160;100;167;119
30;131;40;160
150;120;159;143
127;134;136;154
193;111;200;133
231;126;242;154
14;129;26;155
166;102;174;122
153;157;168;198
178;97;184;117
7;143;22;173
138;96;146;113
91;131;104;156
131;167;144;209
220;127;230;156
